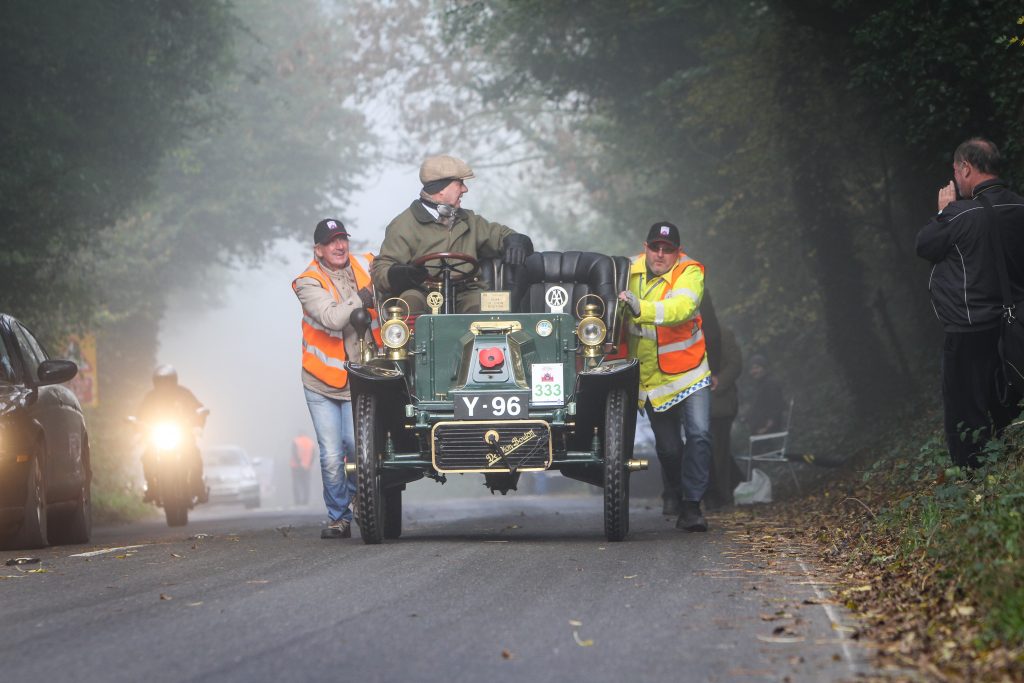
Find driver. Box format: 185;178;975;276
371;154;533;313
136;364;208;504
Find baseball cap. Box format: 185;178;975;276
645;221;680;249
314;218;349;245
419;155;475;187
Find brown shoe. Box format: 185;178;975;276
320;519;351;539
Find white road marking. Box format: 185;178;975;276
69;545;147;558
796;556;860;675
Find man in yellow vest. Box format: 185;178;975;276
619;221;712;532
293;218;375;538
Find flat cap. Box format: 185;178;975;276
419;155;475;185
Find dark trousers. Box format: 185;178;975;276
292;466;311;505
707;415;742;508
942;327;1021;468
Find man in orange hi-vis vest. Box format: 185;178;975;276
619;221;712;533
289;433;316;506
293;218;376;539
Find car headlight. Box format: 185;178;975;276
150;422;183;451
576;317;607;347
381;319;410;349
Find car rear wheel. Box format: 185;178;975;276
13;441;49;549
603;388;630;542
383;487;402;539
355;393;384;544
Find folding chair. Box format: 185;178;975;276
739;398;799;492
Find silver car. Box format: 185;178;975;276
204;445;260;508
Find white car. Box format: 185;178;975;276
204;445;260;508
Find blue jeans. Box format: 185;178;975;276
303;388;357;522
647;386;712;503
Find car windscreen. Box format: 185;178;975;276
207;449;247;467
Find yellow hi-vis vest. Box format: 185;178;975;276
293;257;374;389
626;254;710;410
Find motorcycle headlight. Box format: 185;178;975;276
576;316;607;347
150;422;183;451
381;319;410;350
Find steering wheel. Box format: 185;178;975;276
413;251;480;284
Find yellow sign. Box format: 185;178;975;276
63;334;98;407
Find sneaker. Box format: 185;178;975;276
320;519;351;539
676;501;708;532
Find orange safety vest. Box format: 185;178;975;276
655;257;706;375
291;435;315;469
293;257;376;388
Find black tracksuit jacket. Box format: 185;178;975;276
916;179;1024;332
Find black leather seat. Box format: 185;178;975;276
512;251;631;332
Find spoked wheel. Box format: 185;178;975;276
603;388;630;542
13;441;48;549
355;393;385;544
383;487;402;539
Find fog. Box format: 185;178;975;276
156;159;584;506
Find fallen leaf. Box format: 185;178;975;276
247;580;269;585
159;593;172;601
5;557;40;566
624;575;638;579
569;619;583;627
187;601;203;607
756;635;805;643
170;553;183;559
501;649;512;659
573;631;594;647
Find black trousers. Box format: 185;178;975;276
942;327;1021;468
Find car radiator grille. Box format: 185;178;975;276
432;420;552;473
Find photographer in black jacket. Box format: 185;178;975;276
916;138;1024;467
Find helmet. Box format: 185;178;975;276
152;364;178;389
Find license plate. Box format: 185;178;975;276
453;391;530;419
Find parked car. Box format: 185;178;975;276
0;313;91;549
204;445;260;508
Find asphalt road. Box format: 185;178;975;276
1;496;871;683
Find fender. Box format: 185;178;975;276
347;363;416;453
568;358;640;453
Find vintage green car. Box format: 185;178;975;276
346;250;645;544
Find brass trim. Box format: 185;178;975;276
627;458;649;472
430;419;552;473
344;462;357;475
469;320;522;335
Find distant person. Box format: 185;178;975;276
370;154;534;313
744;354;784;436
916;137;1024;468
293;218;373;539
708;325;743;509
619;221;712;532
136;364;208;503
290;433;316;506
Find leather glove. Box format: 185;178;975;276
357;287;375;309
501;234;533;267
620;291;641;317
388;263;429;292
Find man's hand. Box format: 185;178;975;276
711;375;719;391
389;263;429;292
618;291;641;317
501;234;533;267
357;287;375;309
938;180;956;212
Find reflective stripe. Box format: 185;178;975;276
301;314;345;337
302;339;349;371
659;328;704;355
627;322;658;340
654;301;666;325
646;360;710;402
665;286;700;304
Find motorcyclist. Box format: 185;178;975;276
136;364;209;503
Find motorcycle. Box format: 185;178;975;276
126;407;209;527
